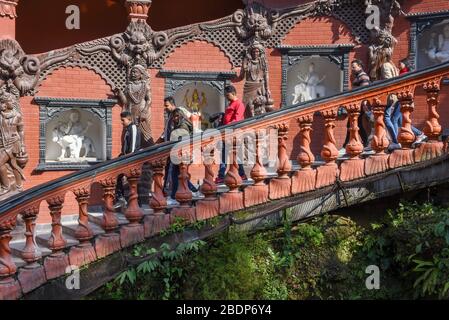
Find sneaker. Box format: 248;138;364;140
192;190;203;198
338;148;346;156
167;197;179;206
215;177;224;184
414;134;428;145
113;196;127;209
388;143;402;152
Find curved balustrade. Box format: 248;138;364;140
1;61;449;299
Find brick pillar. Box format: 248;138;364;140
0;0;18;39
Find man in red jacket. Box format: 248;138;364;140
215;85;247;184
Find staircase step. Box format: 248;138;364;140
87;211;129;227
62;222;105;238
35;232;79;249
10;240;53;259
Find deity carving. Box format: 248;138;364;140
183;89;208;133
0;39;40;97
115;65;153;147
0;91;27;196
238;41;273;118
292;62;326;104
365;0;402;80
425;23;449;64
234;3;275;43
51;110;96;162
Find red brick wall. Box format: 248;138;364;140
21;67;118;223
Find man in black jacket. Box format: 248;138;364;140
115;111;141;207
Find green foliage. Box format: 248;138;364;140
91;201;449;300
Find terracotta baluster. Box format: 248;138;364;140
172;155;196;223
73;187;94;242
292;114;317;194
125;167;144;225
297;115;315;169
19;206;47;294
197;149;220;220
70;186;97;268
397;90;416;149
149;160;167;215
175;160;193;206
224;137;243;192
365;98;390;176
99;177;119;233
20;206;41;264
47;194;67;253
340;103;366;182
0;218;17;279
344;103;364;158
416;78;444;162
251;131;268;186
244;130;269;207
95;177;121;259
220;137;244;214
269;123;292;200
0;217;21;300
118;168;145;248
390;88;416;168
145;160;170;238
316;109;339;188
201;152;218;198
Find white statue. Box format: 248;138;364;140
426;23;449;64
52;110;96;161
292;62;326;104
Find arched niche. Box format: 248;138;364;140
160;70;237;130
34;97;116;171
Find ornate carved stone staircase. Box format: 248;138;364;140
1;61;449;300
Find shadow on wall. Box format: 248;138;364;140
16;0;244;54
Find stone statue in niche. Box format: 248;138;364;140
184;88;208;133
292;62;326;104
238;41;274;118
52;110;96;162
115;64;153;147
0;91;27;196
425;24;449;64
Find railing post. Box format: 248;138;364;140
244;130;269;207
121;167;145;248
124;168;144;224
18;206;47;294
0;217;21;300
95;177;121;259
197;151;220;220
146;160;170;238
73;187;94;242
340;103;366;181
70;187;97;268
43;194;70;281
416;78;444;162
316;109;339;188
100;177;119;233
172;156;196;223
220;137;244;214
292;114;317;194
365;98;390;175
269;123;292;200
390;88;416;168
47;195;67;253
